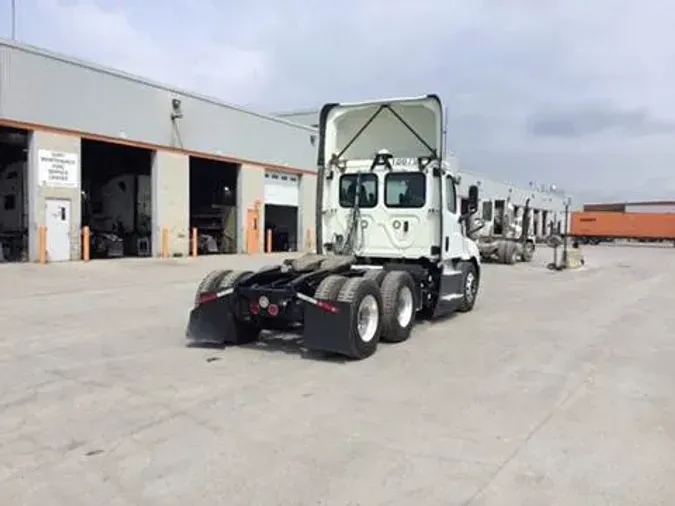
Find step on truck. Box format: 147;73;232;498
186;95;484;360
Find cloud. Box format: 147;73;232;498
528;105;675;139
4;0;675;202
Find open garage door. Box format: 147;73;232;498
81;139;153;259
264;171;299;252
265;171;299;207
0;127;29;262
189;157;238;255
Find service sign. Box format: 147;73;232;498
38;149;79;188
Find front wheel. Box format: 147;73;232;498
336;278;383;360
522;241;535;262
457;261;479;312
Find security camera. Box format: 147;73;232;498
171;98;183;120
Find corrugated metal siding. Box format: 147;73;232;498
275;111;320;128
0;44;9;117
0;40;317;170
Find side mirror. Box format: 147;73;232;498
468;185;479;212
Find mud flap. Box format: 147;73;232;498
302;299;355;355
186;296;237;345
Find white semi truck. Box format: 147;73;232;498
186;95;484;360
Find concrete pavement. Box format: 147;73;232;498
1;245;674;505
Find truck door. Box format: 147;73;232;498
441;175;465;260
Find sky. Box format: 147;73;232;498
2;0;675;203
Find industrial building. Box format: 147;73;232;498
0;38;318;263
0;37;570;264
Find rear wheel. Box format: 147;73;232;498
363;269;387;286
380;271;417;343
314;275;348;300
336;278;383;360
220;270;260;344
503;242;519;264
194;269;231;304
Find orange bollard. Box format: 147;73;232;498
82;226;90;262
191;227;198;257
161;227;170;258
266;229;272;253
39;226;47;264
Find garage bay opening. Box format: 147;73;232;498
264;171;300;252
189;157;238;255
81;139;153;259
0;127;29;263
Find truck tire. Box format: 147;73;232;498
194;269;231;304
336;278;383;359
364;269;387;286
504;242;519;265
219;270;260;344
314;275;348;300
380;271;416;343
457;261;479;312
522;241;535;262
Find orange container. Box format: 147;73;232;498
570;211;675;240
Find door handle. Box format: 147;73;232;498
403;221;409;233
445;236;449;251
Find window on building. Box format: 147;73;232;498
385;172;426;208
339;173;378;208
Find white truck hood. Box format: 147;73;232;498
319;95;444;164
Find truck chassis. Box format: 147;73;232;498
186;253;479;360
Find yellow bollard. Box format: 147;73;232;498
39;226;47;264
191;227;198;257
161;227;170;258
82;226;90;262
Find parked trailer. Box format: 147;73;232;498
186;95;484;360
570;211;675;245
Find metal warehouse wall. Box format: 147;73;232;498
276;111;319;128
0;39;317;171
459;171;568;212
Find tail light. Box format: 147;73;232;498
267;304;279;316
316;300;340;314
250;303;261;315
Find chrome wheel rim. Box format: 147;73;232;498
396;286;414;327
357;294;379;343
465;272;476;302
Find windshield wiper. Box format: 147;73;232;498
330;103;438;166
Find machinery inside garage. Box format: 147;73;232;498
264;171;299;252
81;139;153;259
189;157;238;255
0;127;29;262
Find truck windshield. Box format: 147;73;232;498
385;172;426;208
339;173;378;208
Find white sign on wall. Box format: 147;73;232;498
38;149;79;188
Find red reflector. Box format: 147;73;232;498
268;304;279;316
316;301;340;314
199;293;219;304
250;303;260;315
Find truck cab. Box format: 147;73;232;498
317;95;479;265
